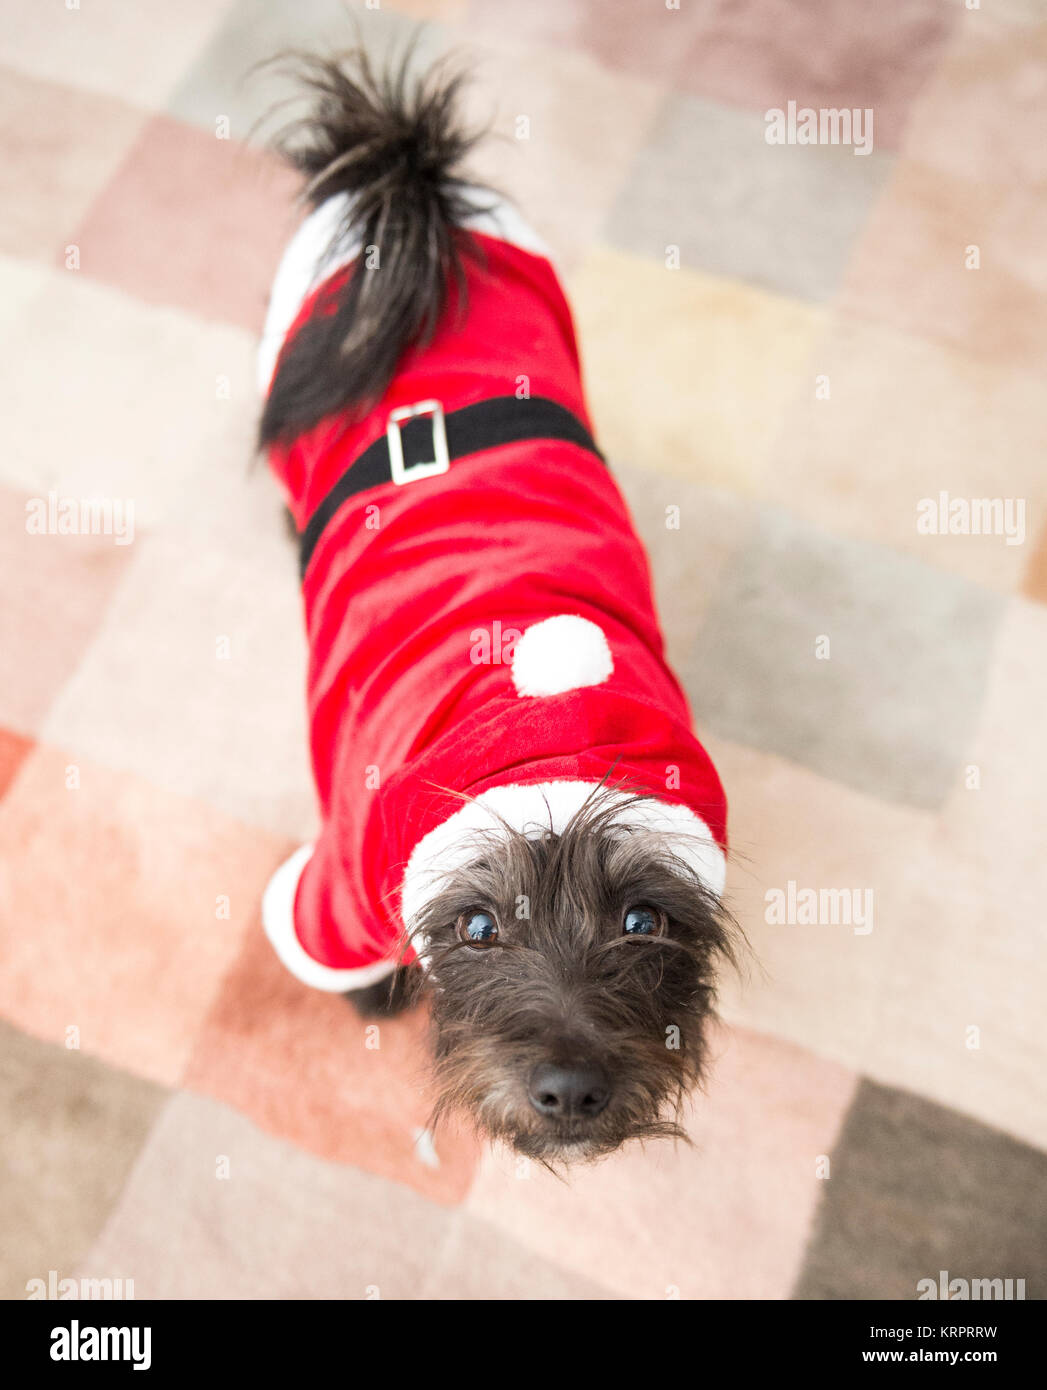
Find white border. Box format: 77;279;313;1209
262;843;399;992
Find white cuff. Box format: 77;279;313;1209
262;843;399;993
401;781;727;967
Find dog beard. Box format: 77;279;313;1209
405;787;739;1165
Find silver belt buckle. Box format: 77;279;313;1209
387;400;450;485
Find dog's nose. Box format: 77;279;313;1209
528;1062;611;1119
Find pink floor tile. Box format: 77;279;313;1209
841;159;1047;373
468;0;711;84
901;15;1047;299
869;590;1047;1144
183;927;482;1205
1022;522;1047;604
0;746;280;1087
934;595;1047;929
0;484;135;738
680;0;957;152
708;735;935;1072
0;67;146;263
902;13;1047;190
901;597;1045;1150
870;830;1047;1153
66;114;300;332
0;729;33;802
81;1090;449;1299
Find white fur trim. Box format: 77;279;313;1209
456;188;552;261
401;781;727;965
262;843;399;992
257;186;553;397
256;197;356;398
511;615;613;698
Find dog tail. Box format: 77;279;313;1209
259;43;489;448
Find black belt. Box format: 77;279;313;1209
298;395;604;578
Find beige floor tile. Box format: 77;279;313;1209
766;311;1046;593
569;246;825;494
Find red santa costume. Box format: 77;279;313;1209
259;190;728;991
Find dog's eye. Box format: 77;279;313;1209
623;905;664;937
457;911;499;947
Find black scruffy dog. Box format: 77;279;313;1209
258;41;739;1164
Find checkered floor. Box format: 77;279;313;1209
1;0;1045;1300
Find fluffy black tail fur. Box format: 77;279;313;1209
259;44;490;449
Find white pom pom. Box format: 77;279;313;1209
511;615;613;698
